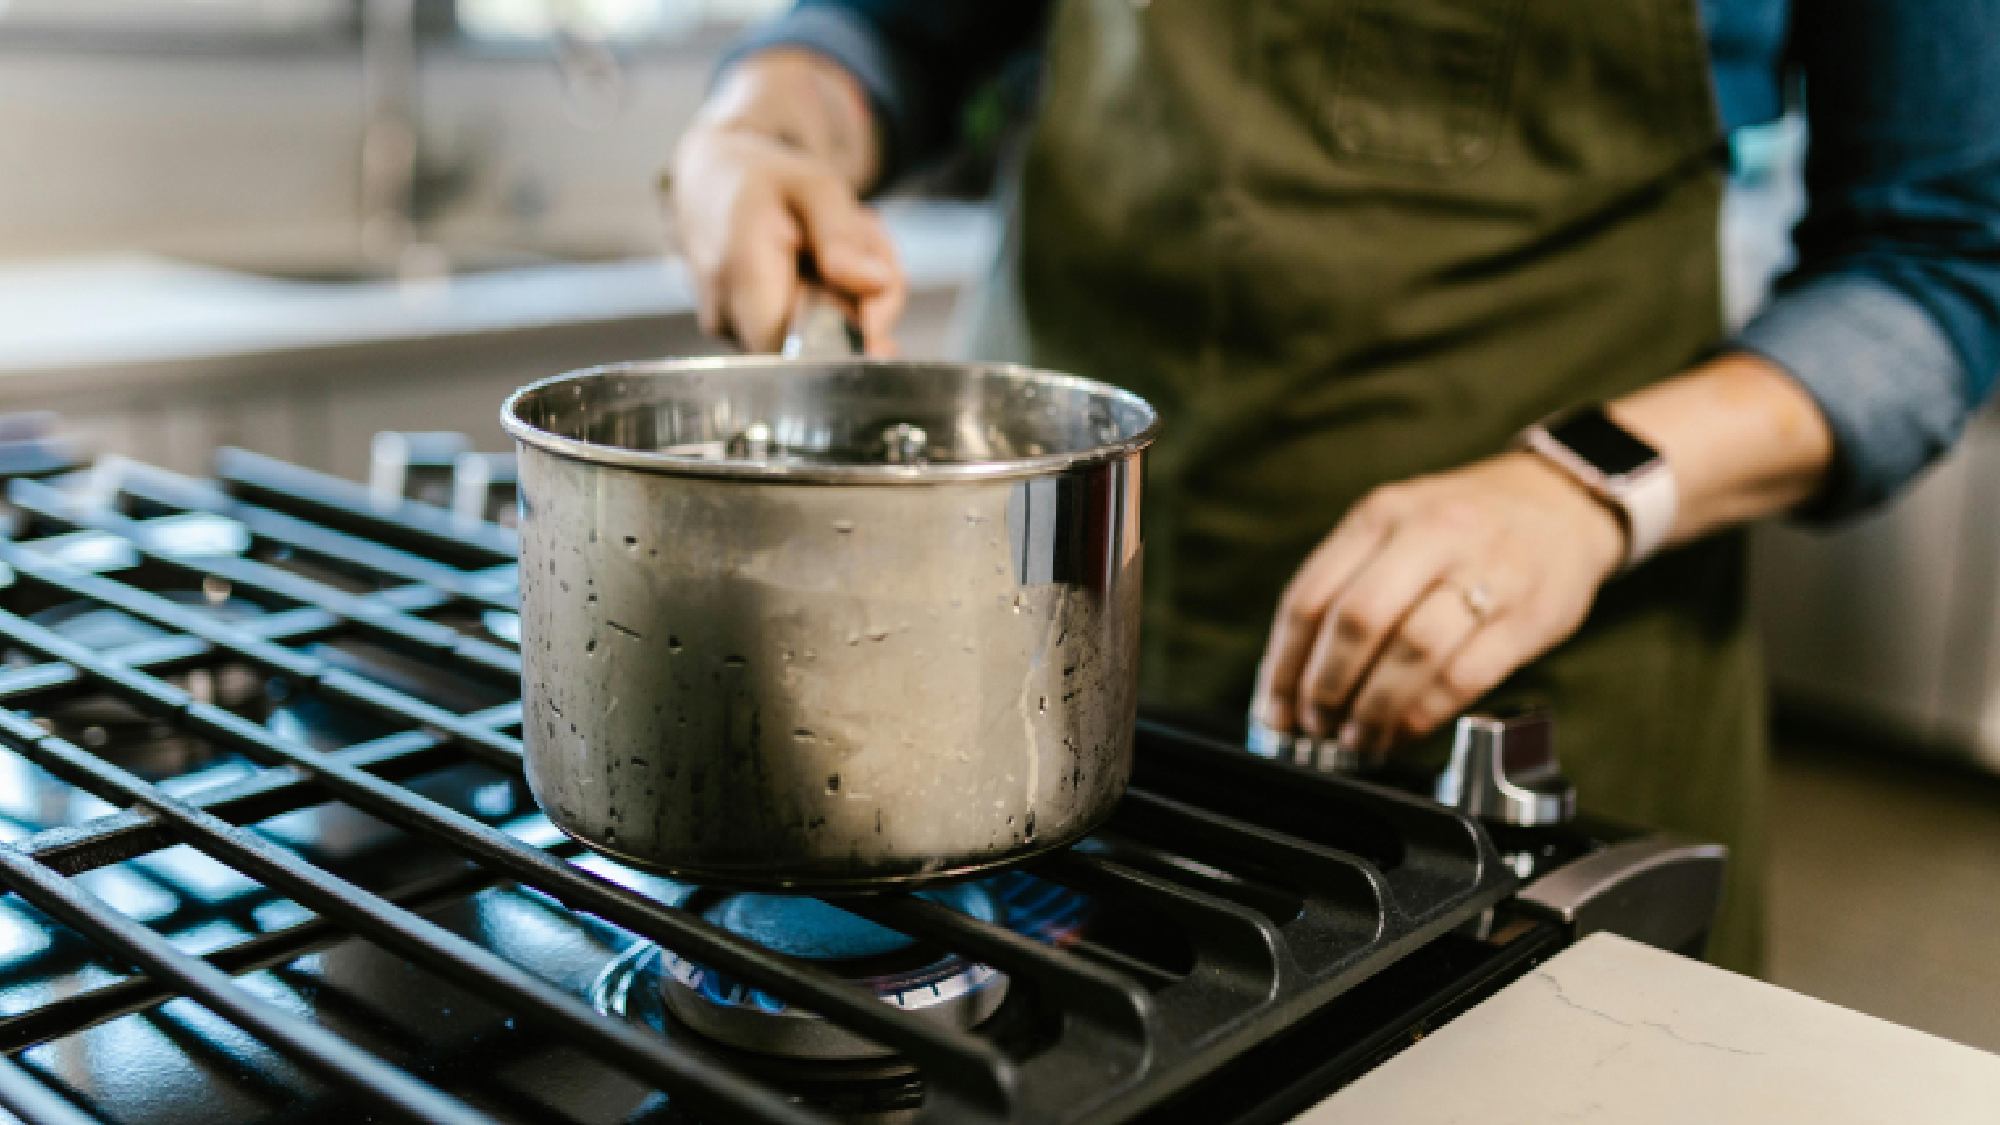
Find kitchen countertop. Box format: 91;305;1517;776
0;201;995;387
1305;932;2000;1124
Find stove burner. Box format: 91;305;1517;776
665;882;1007;1061
595;944;935;1119
592;873;1094;1067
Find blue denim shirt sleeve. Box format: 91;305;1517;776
721;1;1050;184
1732;0;2000;519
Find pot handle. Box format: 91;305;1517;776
781;285;866;359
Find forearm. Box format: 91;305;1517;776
693;49;883;193
1608;353;1836;546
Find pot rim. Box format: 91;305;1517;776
500;356;1160;484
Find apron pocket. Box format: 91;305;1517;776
1324;0;1524;170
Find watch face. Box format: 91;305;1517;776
1551;408;1658;477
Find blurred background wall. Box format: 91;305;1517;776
0;0;766;265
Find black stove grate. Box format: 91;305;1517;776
0;447;1514;1125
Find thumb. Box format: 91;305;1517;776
788;175;896;296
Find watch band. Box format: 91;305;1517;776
1519;407;1677;570
1611;457;1677;567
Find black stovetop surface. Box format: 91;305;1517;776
0;447;1530;1125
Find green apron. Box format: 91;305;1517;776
961;0;1768;972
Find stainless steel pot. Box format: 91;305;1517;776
500;315;1157;890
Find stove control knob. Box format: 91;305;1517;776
1435;709;1576;827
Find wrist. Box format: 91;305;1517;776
1518;405;1678;570
1499;451;1628;582
702;49;881;190
1606;354;1836;542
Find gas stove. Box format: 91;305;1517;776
0;429;1725;1124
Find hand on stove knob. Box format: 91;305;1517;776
1251;451;1625;757
665;50;906;355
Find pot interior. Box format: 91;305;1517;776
503;359;1157;478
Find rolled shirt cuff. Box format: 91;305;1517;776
1731;272;1971;521
718;6;928;186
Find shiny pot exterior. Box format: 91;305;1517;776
503;358;1155;889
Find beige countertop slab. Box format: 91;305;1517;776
1303;932;2000;1124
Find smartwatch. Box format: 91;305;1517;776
1518;405;1676;570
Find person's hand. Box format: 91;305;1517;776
665;52;906;355
1252;451;1627;755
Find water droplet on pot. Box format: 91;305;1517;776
623;535;637;550
1011;594;1028;614
1024;811;1037;839
585;638;597;654
793;728;816;743
832;519;855;534
1038;696;1048;714
722;655;746;668
668;635;683;653
825;773;841;793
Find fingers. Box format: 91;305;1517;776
672;169;728;341
1293;524;1460;738
722;194;805;353
855;285;907;357
1253;501;1394;735
1342;580;1490;751
672;135;787;347
843;209;906;357
792;176;893;289
1404;620;1523;741
669;130;906;355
